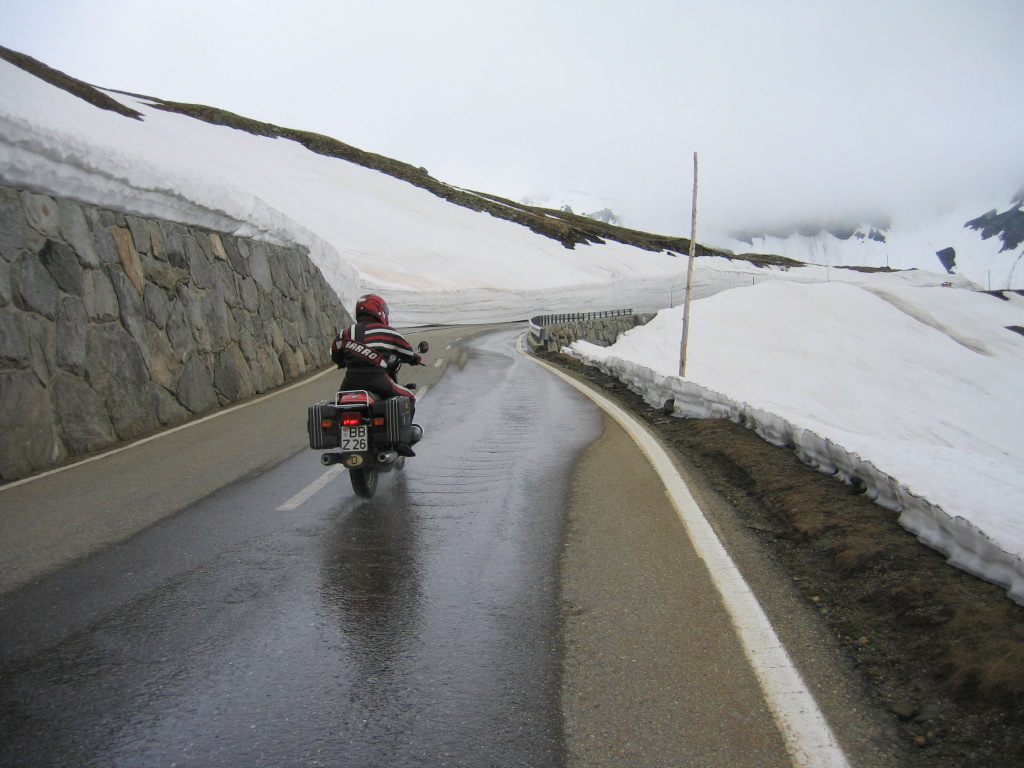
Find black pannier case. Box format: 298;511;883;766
307;401;341;449
370;396;413;445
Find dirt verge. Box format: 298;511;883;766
540;350;1024;767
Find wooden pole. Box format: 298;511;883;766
679;152;698;376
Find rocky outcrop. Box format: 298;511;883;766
0;185;350;482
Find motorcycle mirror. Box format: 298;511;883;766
417;341;430;354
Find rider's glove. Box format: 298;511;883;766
411;354;423;366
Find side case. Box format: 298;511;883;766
307;401;341;449
370;396;413;445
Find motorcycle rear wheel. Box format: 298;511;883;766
350;466;378;498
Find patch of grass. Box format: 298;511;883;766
0;45;142;119
834;535;888;574
781;493;834;537
945;637;1024;704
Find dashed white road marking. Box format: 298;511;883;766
277;465;345;511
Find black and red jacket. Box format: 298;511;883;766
331;320;417;372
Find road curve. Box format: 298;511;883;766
0;324;872;767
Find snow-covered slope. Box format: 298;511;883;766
0;53;978;325
0;57;694;326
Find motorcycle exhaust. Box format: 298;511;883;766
322;451;395;468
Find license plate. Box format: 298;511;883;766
341;425;368;451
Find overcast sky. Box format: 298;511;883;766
3;0;1023;240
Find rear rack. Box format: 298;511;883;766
336;390;375;406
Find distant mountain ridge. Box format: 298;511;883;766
966;189;1024;253
730;218;892;246
521;191;623;226
720;190;1024;290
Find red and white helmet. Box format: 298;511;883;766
355;293;390;324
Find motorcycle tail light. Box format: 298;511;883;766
341;415;362;426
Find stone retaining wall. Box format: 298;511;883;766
527;311;654;353
0;185;350;482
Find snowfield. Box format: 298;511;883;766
1;56;1022;604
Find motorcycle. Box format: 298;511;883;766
307;340;429;499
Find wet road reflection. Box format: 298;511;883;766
313;329;604;765
0;329;602;767
321;485;423;712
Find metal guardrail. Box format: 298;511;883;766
527;309;639;348
530;309;634;327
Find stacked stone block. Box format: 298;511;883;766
0;185;350;482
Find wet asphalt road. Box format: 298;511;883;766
0;329;604;767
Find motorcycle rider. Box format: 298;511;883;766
331;293;423;456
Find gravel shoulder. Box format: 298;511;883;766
543;351;1024;768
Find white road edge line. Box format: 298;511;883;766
1;365;338;493
524;341;851;768
277;465;346;511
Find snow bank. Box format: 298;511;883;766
570;281;1024;604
